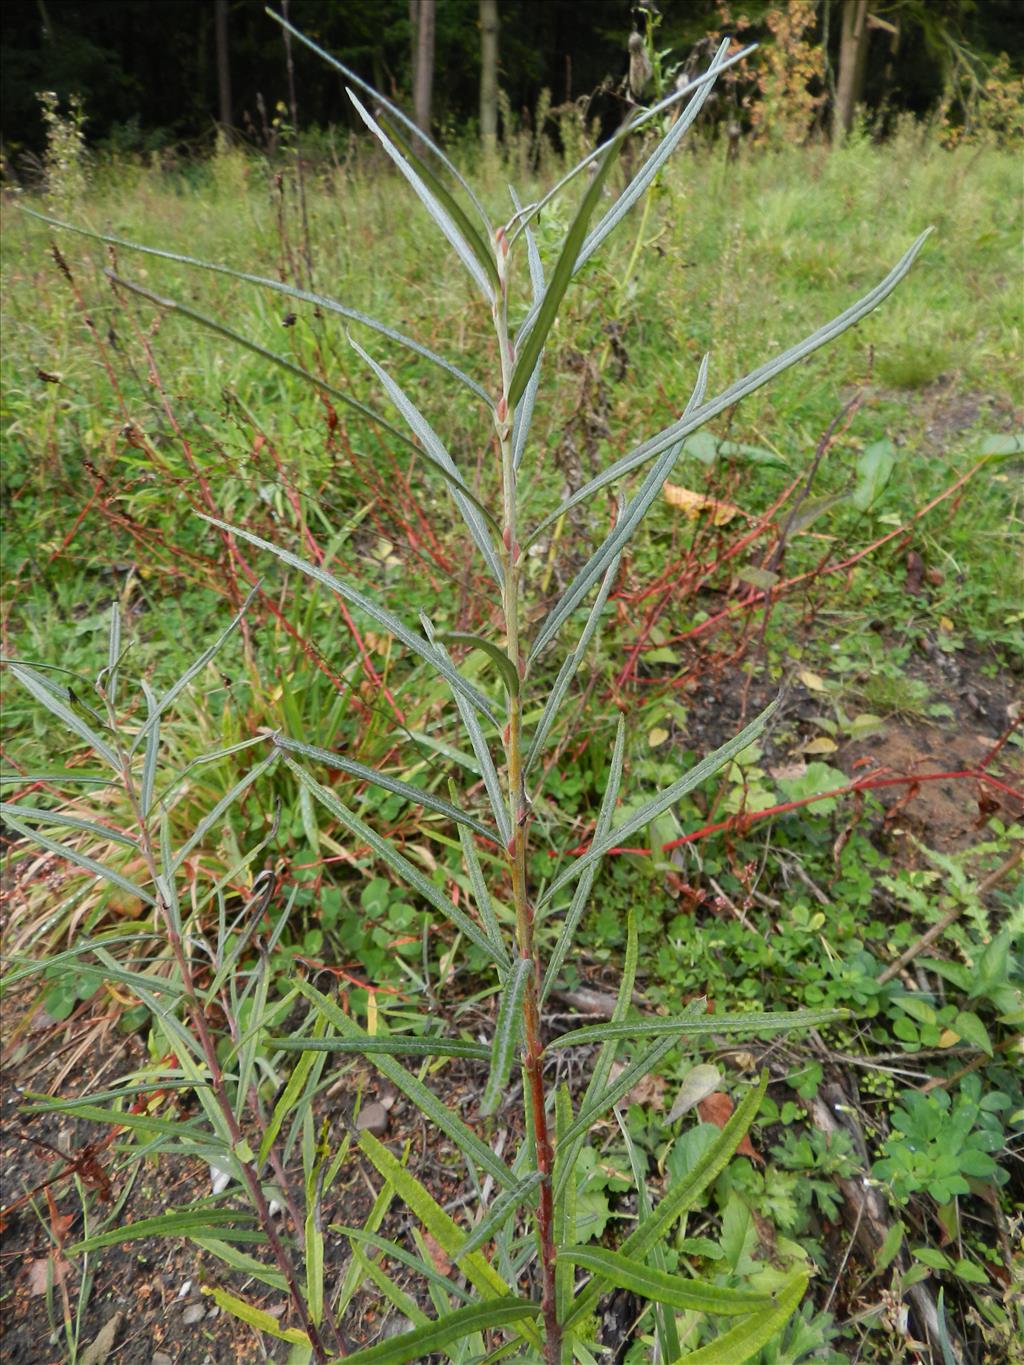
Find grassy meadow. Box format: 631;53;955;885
1;117;1022;1363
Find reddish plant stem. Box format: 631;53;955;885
561;766;1023;859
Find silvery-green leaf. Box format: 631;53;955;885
349;335;502;583
540;700;778;909
541;716;624;1002
283;759;504;964
21;208;489;402
529;354;708;661
508;45;756;248
109;273;414;442
576;40;731;273
508;124;628;408
272;733;494;839
2;811;155;906
527;231;933;545
348;91;493;302
199;517;499;726
267;9;494;238
8;663;120;770
480;958;532;1117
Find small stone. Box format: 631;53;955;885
152;1354;173;1365
355;1101;389;1136
181;1304;206;1326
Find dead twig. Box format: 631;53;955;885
876;844;1023;985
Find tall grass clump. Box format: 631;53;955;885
6;14;932;1363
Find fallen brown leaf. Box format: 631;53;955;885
663;482;746;526
422;1231;451;1276
697;1092;763;1164
27;1254;71;1296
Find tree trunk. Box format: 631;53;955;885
479;0;499;157
215;0;232;132
834;0;871;140
410;0;436;137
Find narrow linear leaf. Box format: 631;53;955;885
8;663;120;769
379;115;500;291
258;1020;326;1166
272;734;494;839
559;1033;679;1149
426;624;512;847
356;1131;531;1328
349;336;503;582
132;585;259;754
348;91;493;302
554;1086;577;1328
565;1076;769;1332
285;760;503;963
334;1227;475;1303
335;1296;542;1365
270;1036;490;1060
172;753;278;871
508;124;628;407
205;1287;310;1346
456;809;510;969
527;231;933;545
577;41;731;272
481;957;533;1116
441;632;520;699
22;1102;213;1142
108;274;412;441
299;985;515;1188
508;45;755;247
530;355;709;661
614;1106;680;1361
199;517;499;725
103;600;121;707
541;700;778;909
525;530;622;768
189;1239;286;1292
355;1251;428;1327
21;207;488;402
267;8;494;238
139;679;160;817
70;1210;258;1255
0;770;113;787
668;1270;808;1365
546;1007;848;1050
510;186;545;472
2;812;155;907
541;716;624;1001
560;1247;773;1315
457;1171;544;1259
0;801;138;849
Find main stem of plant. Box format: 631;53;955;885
493;234;561;1365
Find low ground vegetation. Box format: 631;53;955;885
1;100;1022;1365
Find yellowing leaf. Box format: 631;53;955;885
937;1028;960;1048
802;736;838;754
798;669;826;692
663;482;745;526
648;727;670;748
939;616;954;632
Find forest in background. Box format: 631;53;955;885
3;0;1024;166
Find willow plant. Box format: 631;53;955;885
8;13;934;1365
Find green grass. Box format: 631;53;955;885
2;123;1023;1363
